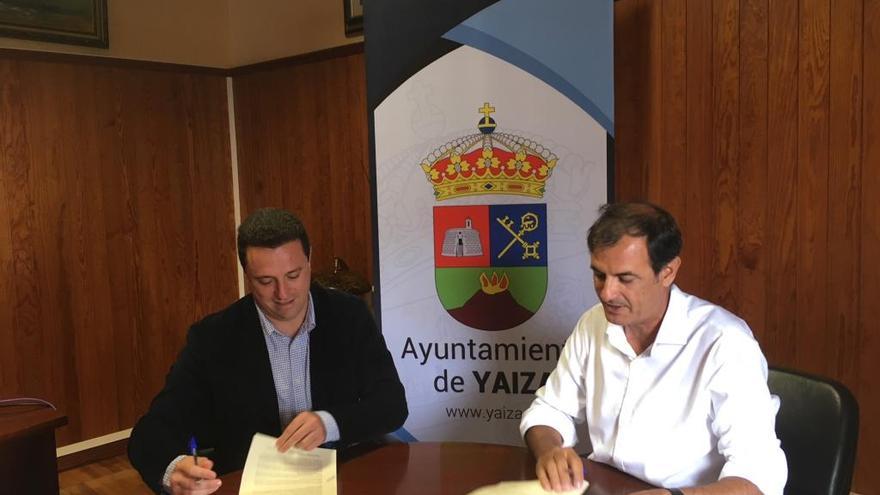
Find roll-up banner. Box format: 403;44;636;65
367;0;614;445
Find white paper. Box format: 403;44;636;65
467;479;587;495
239;433;336;495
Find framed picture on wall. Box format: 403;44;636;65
0;0;108;48
343;0;362;37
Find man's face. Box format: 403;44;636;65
245;240;311;330
590;235;678;331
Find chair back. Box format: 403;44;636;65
768;367;859;495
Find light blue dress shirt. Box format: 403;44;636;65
255;293;340;441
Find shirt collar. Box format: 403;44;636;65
255;291;317;338
604;284;688;357
652;284;688;346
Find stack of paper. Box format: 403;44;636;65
467;479;587;495
239;433;337;495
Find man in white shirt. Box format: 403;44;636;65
520;202;787;495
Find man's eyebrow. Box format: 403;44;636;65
615;271;639;278
589;265;638;278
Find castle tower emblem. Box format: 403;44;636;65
441;218;483;257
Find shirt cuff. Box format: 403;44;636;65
519;397;578;447
315;410;340;443
162;455;187;492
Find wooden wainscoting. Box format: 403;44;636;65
232;46;374;283
0;55;240;448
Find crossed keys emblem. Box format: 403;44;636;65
496;212;541;260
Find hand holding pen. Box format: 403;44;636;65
166;436;221;495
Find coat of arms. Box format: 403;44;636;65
422;103;557;331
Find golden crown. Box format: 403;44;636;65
420;103;558;201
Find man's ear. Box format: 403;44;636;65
661;256;681;288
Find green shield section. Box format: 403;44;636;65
435;267;548;312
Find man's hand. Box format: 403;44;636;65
535;446;585;492
168;456;221;495
525;425;584;493
276;411;327;452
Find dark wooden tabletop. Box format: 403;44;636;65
216;441;654;495
0;405;67;442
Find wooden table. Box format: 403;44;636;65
216;442;653;494
0;405;67;494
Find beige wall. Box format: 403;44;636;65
228;0;361;67
0;0;361;68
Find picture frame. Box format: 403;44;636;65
343;0;363;37
0;0;109;48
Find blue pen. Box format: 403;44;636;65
189;436;199;466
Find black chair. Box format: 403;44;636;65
768;367;859;495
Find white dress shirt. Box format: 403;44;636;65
520;285;787;494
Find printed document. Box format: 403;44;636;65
467;479;586;495
239;433;336;495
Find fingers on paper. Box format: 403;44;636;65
276;411;326;453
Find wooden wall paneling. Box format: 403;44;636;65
124;68;236;431
72;66;123;439
796;0;831;375
32;63;77;442
95;66;145;431
711;0;741;310
306;61;334;272
234;52;374;282
125;70;176;404
859;0;880;489
827;0;862;390
611;0;877;490
0;61;16;396
684;0;714;297
16;60;95;442
0;56;237;447
613;0;655;201
319;54;371;278
327;56;372;280
323;59;351;272
737;0;769;340
658;0;688;244
0;60;24;408
28;61;121;440
347;56;373;280
117;69;236;420
765;0;800;366
644;0;663;203
231;77;258;214
183;74;238;320
70;62;119;439
0;61;44;408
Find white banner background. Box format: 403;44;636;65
375;46;607;445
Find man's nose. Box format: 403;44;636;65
275;281;289;300
598;278;618;301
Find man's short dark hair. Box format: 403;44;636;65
587;201;682;274
237;208;310;268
